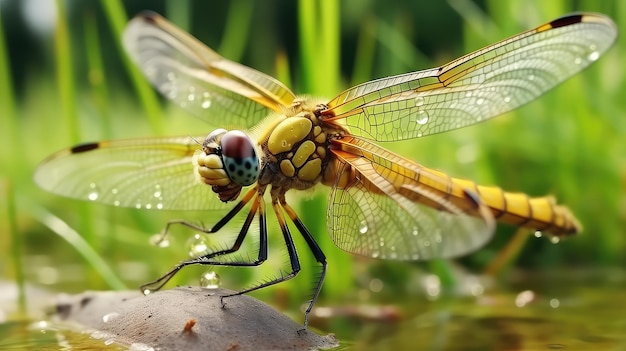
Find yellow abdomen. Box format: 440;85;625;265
444;176;580;236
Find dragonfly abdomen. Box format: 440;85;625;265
452;178;581;236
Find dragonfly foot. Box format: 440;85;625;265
219;295;228;309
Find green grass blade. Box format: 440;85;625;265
27;202;127;290
0;5;21;177
83;10;112;139
350;16;376;86
4;180;26;315
219;0;255;62
100;0;164;135
54;0;80;144
298;0;317;93
166;0;191;32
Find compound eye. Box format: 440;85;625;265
220;130;259;186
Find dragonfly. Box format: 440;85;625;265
35;11;616;327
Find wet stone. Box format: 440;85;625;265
52;287;338;351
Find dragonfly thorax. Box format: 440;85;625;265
195;129;260;202
258;99;344;194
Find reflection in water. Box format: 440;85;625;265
317;270;626;350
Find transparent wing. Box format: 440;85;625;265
327;138;495;260
34;136;226;211
322;13;617;141
123;11;296;129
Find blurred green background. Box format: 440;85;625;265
0;0;624;342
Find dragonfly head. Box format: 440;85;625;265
196;129;260;202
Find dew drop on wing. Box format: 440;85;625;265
87;183;99;201
416;111;429;125
153;184;162;198
414;96;425;107
359;220;368;234
201;92;212;109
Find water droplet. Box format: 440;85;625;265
574;57;582;65
528;74;535;81
470;282;484;296
127;342;155;351
150;233;170;248
504;96;511;103
87;183;99;201
369;278;383;292
113;200;120;207
166;72;176;81
423;240;431;247
187;93;195;102
476;98;485;105
156;203;164;210
135;201;142;209
153;185;162;198
587;51;600;61
102;312;120;323
550;236;560;244
143;288;153;295
414;96;425;107
145;203;152;210
201;92;212;109
416;111;429;125
417;132;423;138
534;230;542;238
281;140;287;147
371;251;380;258
200;271;220;289
515;290;535;307
465;91;472;97
359;221;368;234
424;274;441;298
412;227;419;236
187;233;209;258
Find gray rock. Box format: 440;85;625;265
53;287;338;350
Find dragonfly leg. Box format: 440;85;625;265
141;188;265;293
281;201;327;330
153;187;259;245
220;199;302;310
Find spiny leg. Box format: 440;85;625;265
152;187;258;245
141;188;266;293
220;199;301;305
281;200;327;329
